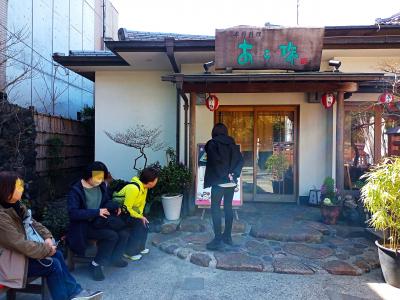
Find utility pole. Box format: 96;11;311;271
297;0;300;25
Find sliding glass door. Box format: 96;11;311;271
217;106;298;202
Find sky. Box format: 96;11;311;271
110;0;399;36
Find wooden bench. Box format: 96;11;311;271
0;277;49;300
67;240;97;271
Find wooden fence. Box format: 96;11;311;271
34;113;94;176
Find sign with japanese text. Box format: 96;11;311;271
195;143;242;207
215;26;324;71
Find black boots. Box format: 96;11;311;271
206;237;222;250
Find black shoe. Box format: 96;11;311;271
112;259;128;268
222;235;233;246
206;238;222;250
90;264;105;281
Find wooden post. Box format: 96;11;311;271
188;92;197;214
374;105;382;163
336;91;345;192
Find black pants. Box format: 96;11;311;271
86;225;130;265
126;217;148;256
210;185;235;239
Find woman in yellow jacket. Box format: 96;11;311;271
113;167;159;261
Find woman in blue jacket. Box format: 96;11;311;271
67;162;129;281
204;123;243;250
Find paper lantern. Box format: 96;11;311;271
321;93;336;109
378;92;394;104
205;94;219;111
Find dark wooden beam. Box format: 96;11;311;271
336;91;345;192
165;38;180;73
324;36;400;49
182;82;358;93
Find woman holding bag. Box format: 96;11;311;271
0;171;102;300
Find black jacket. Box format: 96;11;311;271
204;135;244;188
66;181;119;255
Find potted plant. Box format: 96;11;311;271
155;148;191;221
265;152;289;194
320;176;342;225
361;157;400;288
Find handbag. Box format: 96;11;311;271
91;214;127;231
0;248;25;288
120;205;139;227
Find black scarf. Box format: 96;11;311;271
3;200;24;219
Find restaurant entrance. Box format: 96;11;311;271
216;106;298;202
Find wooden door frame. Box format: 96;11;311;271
215;105;299;202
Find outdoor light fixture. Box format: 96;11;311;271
203;61;215;74
328;60;341;72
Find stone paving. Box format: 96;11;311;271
151;203;380;276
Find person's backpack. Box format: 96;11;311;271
111;181;142;226
111;181;141;194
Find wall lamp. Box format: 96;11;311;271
203;61;215;74
329;60;341;72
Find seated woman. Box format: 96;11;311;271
113;167;159;261
67;162;129;281
0;171;102;300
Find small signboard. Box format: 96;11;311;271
215;26;324;71
195;143;242;207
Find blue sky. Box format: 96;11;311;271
111;0;399;35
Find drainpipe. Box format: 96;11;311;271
177;87;190;216
175;89;180;163
177;87;189;166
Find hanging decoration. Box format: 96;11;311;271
378;92;394;104
205;94;220;111
321;93;336;109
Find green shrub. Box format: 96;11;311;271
41;200;69;240
361;157;400;250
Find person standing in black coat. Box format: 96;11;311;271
204;123;244;250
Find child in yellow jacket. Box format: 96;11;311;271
113;167;159;261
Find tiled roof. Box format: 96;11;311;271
376;12;400;25
118;28;214;41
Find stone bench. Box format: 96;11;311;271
67;240;97;271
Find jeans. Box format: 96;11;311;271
27;250;81;300
86;225;130;265
210;185;235;239
126;217;148;256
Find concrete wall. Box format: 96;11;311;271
5;0;118;118
94;71;176;181
195;93;331;197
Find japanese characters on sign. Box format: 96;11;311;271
215;27;324;71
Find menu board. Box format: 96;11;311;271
195;143;242;207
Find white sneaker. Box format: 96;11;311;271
140;248;150;255
123;253;142;261
71;290;103;300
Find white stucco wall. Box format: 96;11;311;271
95;71;176;181
195;93;331;197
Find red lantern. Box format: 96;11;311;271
205;94;219;111
378;92;394;104
321;93;336;109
